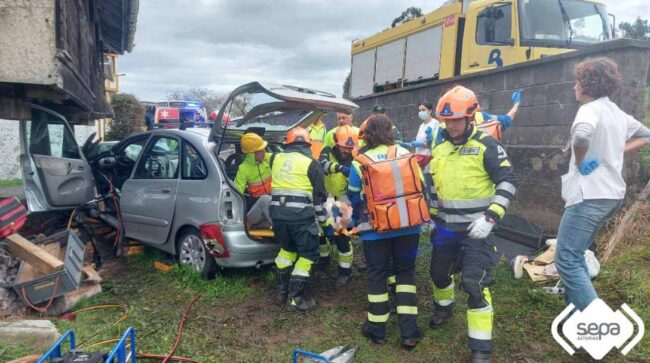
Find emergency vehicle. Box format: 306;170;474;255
154;100;209;128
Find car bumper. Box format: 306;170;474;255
213;228;279;268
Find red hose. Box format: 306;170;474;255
137;353;198;362
162;293;201;363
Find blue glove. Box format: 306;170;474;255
578;158;600;175
399;142;413;148
425;127;434;145
411;141;426;148
323;225;335;237
512;89;522;105
339;165;350;177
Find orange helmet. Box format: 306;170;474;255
334;125;358;148
436;86;479;120
286;127;311;145
358;118;370;140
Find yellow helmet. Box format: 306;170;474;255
241;133;268;154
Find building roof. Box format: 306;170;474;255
98;0;139;54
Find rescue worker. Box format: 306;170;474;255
234;132;273;229
318;125;358;287
428;86;517;363
323;112;358;149
307;116;328;159
270;127;330;311
349;115;424;349
475;89;522;131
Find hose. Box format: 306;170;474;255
162;293;201;363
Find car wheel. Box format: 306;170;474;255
177;228;218;279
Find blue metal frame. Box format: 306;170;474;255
105;327;137;363
37;330;76;363
292;349;331;363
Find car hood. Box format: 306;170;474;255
210;82;358;142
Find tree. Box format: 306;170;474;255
166;87;226;113
392;7;422;28
619;17;649;40
106;93;145;141
342;71;351;99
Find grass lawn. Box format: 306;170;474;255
0;178;22;187
2;228;649;362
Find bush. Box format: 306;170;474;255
106;93;145;141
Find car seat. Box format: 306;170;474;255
224;143;244;181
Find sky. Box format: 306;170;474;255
119;0;647;104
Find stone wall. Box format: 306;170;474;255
351;39;650;231
0;119;96;180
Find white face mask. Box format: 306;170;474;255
418;110;430;121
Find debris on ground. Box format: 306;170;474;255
0;319;60;352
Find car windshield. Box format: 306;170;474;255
518;0;610;47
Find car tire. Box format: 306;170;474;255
177;227;218;279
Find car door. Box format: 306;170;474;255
119;135;180;245
19;105;95;212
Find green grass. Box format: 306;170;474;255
0;178;22;187
2;234;649;362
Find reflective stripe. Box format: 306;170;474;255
338;262;352;268
368;293;389;303
270;201;313;209
492;195;510;209
368;312;390;323
429;200;438;209
348;185;361;192
397;306;418;315
314;205;324;212
292;257;313;277
389;159;409;229
438;211;484;223
438;198;492;209
437;298;454;307
396;285;416;294
468;330;492;340
496;182;516;195
271;189;313;200
275;257;294;268
433;281;454;306
488;204;506;219
320;251;330;257
387;275;396;285
467;304;493;341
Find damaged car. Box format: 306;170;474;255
19;83;358;277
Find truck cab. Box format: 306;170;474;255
461;0;612;74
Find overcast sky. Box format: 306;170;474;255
119;0;646;104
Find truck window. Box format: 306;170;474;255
476;4;512;45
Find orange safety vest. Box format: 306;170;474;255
248;176;272;198
355;145;430;232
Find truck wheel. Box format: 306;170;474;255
177;228;218;279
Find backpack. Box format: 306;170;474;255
0;197;28;239
355;145;429;233
476;120;502;141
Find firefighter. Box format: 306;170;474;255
234;132;272;229
307;116;328;159
349;115;425;349
270;127;330;311
318;125;358;287
428;86;517;363
323;112;358;149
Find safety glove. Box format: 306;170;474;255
425;126;434;146
467;215;495;239
399;141;413;149
578;158;600;176
512;89;522;105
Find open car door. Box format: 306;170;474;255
19;105;96;212
210;82;358;143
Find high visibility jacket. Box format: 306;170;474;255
321;147;351;197
269;144;328;223
307;122;327;159
234;153;272;198
429;127;517;231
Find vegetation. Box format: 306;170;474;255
105;93;145;141
392;7;423;28
619;17;649;40
166;88;225;115
0;178;22;187
2;224;649;362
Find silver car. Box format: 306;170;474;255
19;83;358;277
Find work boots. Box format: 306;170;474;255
275;267;291;305
287;277;316;312
471;350;491;363
429;308;453;329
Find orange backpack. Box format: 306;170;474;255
476;120;502;140
355;145;430;233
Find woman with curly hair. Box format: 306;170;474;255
556;57;650;311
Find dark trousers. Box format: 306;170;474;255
430;226;499;352
319;234;353;275
363;233;419;339
273;218;320;277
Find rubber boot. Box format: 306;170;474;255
287;277;316;312
429;308;453;329
361;322;386;345
275;267;291;305
471;350;491;363
400;328;423;350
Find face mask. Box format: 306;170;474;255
418;111;430;121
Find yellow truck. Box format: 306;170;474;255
349;0;613;98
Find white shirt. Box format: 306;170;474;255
562;97;646;206
415;118;439;173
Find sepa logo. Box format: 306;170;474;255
552;299;645;360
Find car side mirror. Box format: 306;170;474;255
99;156;116;170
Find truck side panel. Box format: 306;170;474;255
350;50;376;98
404;26;443;83
375;39;406;87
